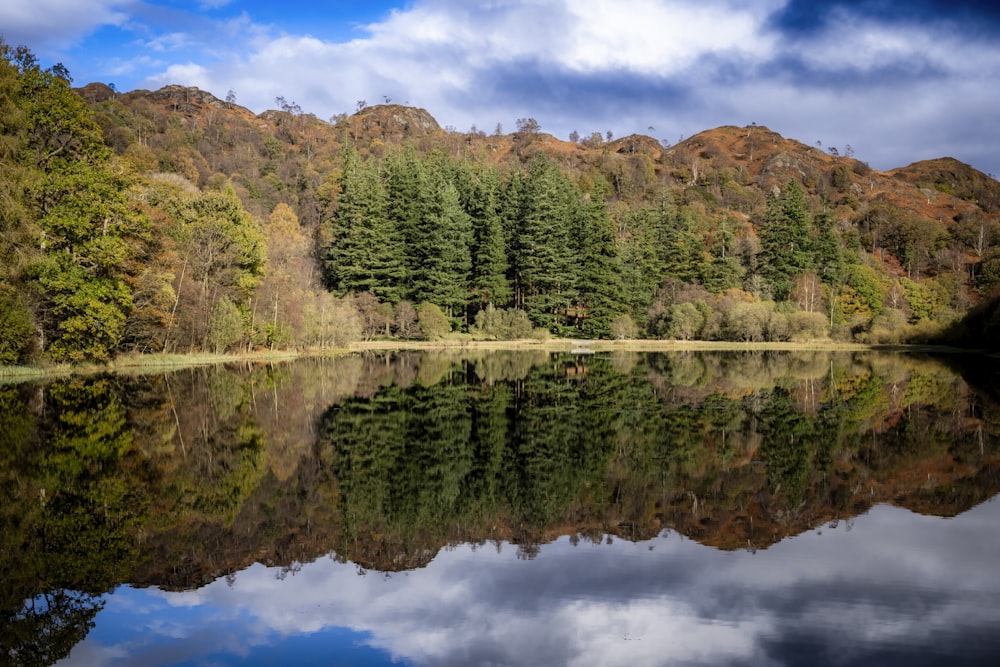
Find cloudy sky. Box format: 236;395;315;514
61;501;1000;666
2;0;999;177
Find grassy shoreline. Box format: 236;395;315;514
0;338;978;384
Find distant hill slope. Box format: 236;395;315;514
81;83;999;228
75;82;1000;346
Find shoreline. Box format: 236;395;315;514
0;339;982;384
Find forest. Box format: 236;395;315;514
2;40;1000;365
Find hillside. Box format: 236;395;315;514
80;82;1000;341
83;82;1000;232
3;42;1000;364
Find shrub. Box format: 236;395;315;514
665;302;704;340
207;297;244;353
787;311;829;341
0;283;35;364
610;314;638;340
472;305;533;340
417;302;450;340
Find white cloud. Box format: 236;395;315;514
560;0;776;73
0;0;131;48
145;62;211;90
60;500;1000;667
9;0;999;173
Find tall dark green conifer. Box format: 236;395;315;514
814;207;844;286
385;145;433;293
411;180;472;320
653;191;703;283
616;207;663;324
576;188;624;338
514;157;579;330
759;180;815;300
325;147;404;301
465;167;512;311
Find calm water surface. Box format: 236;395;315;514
2;350;998;666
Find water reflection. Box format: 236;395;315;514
0;350;997;665
60;501;1000;667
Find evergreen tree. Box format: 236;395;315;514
324;147;404;301
759;180;815;300
699;216;744;292
576;188;625;338
814;207;845;286
464;166;512;311
616;207;663;325
652;191;703;284
411;180;472;320
513;157;580;330
385;145;433;292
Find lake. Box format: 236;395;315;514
2;349;998;666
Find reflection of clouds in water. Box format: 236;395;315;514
62;501;1000;667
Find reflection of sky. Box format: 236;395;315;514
59;500;1000;667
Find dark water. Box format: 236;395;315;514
2;350;999;666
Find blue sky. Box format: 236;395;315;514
2;0;999;177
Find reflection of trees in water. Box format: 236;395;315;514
1;590;104;667
1;351;999;659
321;350;1000;563
0;380;145;665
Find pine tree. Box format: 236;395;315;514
464;167;511;311
325;147;404;302
576;188;624;338
385;145;433;293
410;180;472;320
814;207;844;286
616;207;663;324
514;157;579;330
652;190;703;284
759;180;815;300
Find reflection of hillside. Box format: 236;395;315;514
2;351;999;600
134;350;1000;580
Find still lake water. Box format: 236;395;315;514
2;349;999;666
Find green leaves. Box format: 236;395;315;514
0;282;34;364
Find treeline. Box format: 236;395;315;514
0;43;358;363
4;40;1000;364
319;144;994;344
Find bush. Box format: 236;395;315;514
665;302;704;340
207;297;244;353
417;302;450;340
610;314;638;340
0;283;35;364
530;327;551;342
472;305;533;340
787;311;830;341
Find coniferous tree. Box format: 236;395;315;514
814;207;845;286
386;145;433;293
651;190;702;284
324;147;404;302
759;180;815;300
411;180;472;320
464;167;512;311
616;206;663;326
577;188;625;338
514;157;580;330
